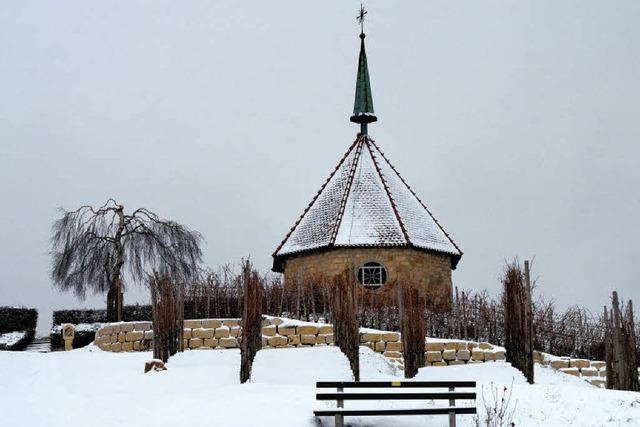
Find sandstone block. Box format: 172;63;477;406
386;341;403;352
471;350;485;361
360;333;381;343
457;350;471;361
589;379;606;388
111;342;122;352
222;319;239;327
144;330;154;340
570;359;590;369
98;326;112;336
432;361;447;367
219;337;238;348
375;341;386;352
550;359;569;369
316;335;326;345
121;323;134;332
384;351;402;359
288;335;301;346
381;332;400;342
580;367;598;377
426;351;443;362
467;342;478;350
230;326;241;337
444;341;459;350
494;351;506;361
467;360;483;364
202;319;222;329
301;334;317;345
184;320;202;329
270;317;284;326
297;325;318;335
183;329;192;340
599;370;607;378
533;351;544;363
479;342;493;350
261;325;277;336
267;336;288;347
134;322;152;331
591;361;606;370
325;334;335;344
203;338;218;348
193;328;215;339
318;325;333;335
560;367;580;377
189;338;203;348
425;342;445;352
126;331;144;342
99;343;111;351
278;326;296;336
133;341;141;351
118;332;126;343
122;342;133;351
215;327;230;339
449;360;465;365
111;324;121;333
484;352;497;361
183;339;189;349
443;349;456;360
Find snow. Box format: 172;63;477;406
275;136;461;259
1;345;638;426
50;322;104;333
0;331;26;347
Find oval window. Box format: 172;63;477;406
357;262;387;289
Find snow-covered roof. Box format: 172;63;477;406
273;135;462;270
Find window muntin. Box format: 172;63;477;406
357;262;387;289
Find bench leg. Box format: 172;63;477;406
335;414;344;427
448;386;456;427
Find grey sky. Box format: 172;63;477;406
1;1;638;335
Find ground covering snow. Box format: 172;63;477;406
0;346;638;426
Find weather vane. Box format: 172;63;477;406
357;4;367;34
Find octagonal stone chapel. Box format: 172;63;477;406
272;28;461;309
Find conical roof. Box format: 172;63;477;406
272;135;462;271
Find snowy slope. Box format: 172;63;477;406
0;346;638;426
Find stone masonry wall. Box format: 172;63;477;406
94;317;624;388
282;247;453;310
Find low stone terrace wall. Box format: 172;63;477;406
535;352;608;388
93;317;505;367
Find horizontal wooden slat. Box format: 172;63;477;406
313;407;477;417
316;381;476;389
316;392;476;401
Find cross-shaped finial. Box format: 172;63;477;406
357;4;367;34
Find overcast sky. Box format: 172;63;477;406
1;1;639;335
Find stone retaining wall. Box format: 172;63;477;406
534;351;608;388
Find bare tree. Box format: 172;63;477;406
50;199;203;321
332;269;360;381
399;283;426;379
605;291;639;391
501;259;534;384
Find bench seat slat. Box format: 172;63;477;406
316;392;476;401
316;381;476;388
314;407;477;417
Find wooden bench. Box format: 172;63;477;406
314;381;476;427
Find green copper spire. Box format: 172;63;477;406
350;5;377;135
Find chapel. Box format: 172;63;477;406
272;19;461;308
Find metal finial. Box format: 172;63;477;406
357;4;367;34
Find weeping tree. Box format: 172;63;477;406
240;259;263;383
332;269;360;381
50;199;203;321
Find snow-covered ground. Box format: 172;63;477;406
0;346;638;426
